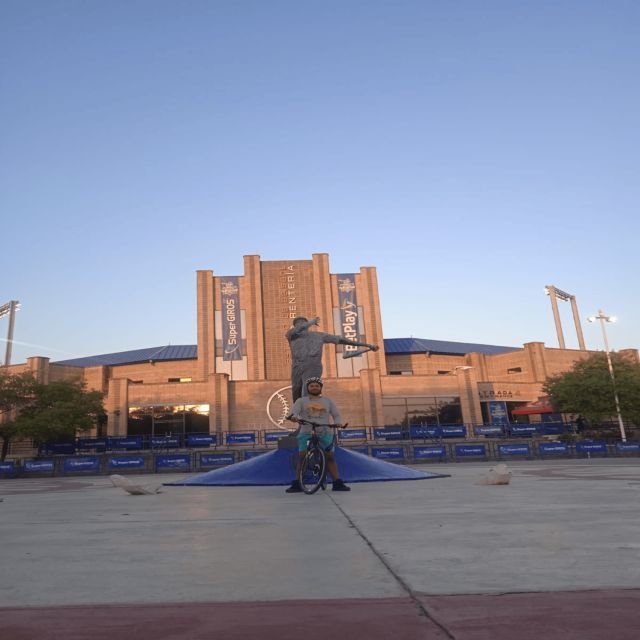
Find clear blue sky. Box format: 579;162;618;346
2;0;639;363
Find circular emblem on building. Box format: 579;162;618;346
266;385;293;429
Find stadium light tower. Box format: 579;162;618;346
0;300;20;367
544;285;586;350
587;310;626;443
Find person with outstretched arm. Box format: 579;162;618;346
286;316;378;402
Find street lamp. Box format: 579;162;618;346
587;310;626;442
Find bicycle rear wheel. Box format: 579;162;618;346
299;448;326;494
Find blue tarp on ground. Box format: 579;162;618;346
165;447;448;486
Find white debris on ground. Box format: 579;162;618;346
476;463;512;486
109;474;162;495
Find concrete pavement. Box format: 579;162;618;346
1;459;639;638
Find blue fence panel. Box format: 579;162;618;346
474;425;505;437
151;436;181;449
371;446;405;460
0;460;17;476
155;453;191;470
24;459;55;473
540;422;566;436
200;453;236;466
109;436;143;451
347;446;370;455
538;442;570;457
186;434;216;447
108;456;146;470
77;438;107;452
454;444;487;459
616;442;640;455
338;428;368;441
373;427;404;440
497;443;531;458
42;443;76;455
441;425;466;438
264;431;289;443
63;456;101;473
226;432;257;445
244;450;268;460
575;441;608;456
409;425;442;439
413;445;448;460
508;425;537;437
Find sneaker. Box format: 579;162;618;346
286;480;302;493
332;479;351;492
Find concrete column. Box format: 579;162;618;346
570;297;587;350
524;342;548;382
312;253;337;379
456;367;482;430
358;266;387;376
466;352;488;381
196;270;215;381
359;368;384;426
243;255;266;380
547;287;566;349
208;373;230;432
107;378;128;436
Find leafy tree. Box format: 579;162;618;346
0;373;105;460
543;353;640;429
0;372;38;461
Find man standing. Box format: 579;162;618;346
286;316;378;402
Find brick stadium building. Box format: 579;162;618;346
8;254;639;441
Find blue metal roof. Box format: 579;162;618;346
383;338;518;356
54;345;198;367
52;338;518;368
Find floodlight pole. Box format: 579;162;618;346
588;310;626;442
0;300;20;367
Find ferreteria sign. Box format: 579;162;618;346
221;277;242;361
337;274;361;354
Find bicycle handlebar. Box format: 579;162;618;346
288;418;349;429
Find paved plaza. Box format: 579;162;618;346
1;458;639;639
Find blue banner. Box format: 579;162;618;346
488;401;509;425
373;427;403;440
409;425;441;439
413;446;448;459
575;441;607;455
77;438;107;451
109;436;143;450
538;442;569;456
454;444;486;458
201;453;235;466
151;436;181;448
156;454;191;469
226;432;256;445
509;424;537;436
221;276;243;361
244;450;268;460
474;426;505;436
108;456;145;469
264;431;288;443
498;444;530;457
0;461;16;473
43;442;75;455
616;442;640;454
338;428;368;440
336;274;362;355
63;456;101;472
441;425;466;438
541;422;565;435
371;447;404;459
24;459;55;472
186;434;216;447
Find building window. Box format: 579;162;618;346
128;404;210;437
507;367;522;374
382;396;462;427
389;370;412;375
167;377;192;383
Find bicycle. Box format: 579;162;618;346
291;418;348;494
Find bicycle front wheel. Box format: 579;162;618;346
299;448;326;495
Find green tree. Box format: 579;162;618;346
543;353;640;429
0;373;105;460
0;372;39;461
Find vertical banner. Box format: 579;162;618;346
488;401;510;425
221;277;242;361
337;274;361;355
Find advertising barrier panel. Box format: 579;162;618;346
338;428;368;441
474;426;505;437
373;427;403;440
109;436;143;450
441;425;466;438
371;447;405;459
186;434;216;447
155;454;191;470
497;443;531;458
264;431;288;443
413;445;448;460
151;436;181;449
244;450;268;460
409;426;441;439
616;442;640;455
0;460;17;475
226;432;257;445
538;442;570;457
63;456;101;472
108;456;146;470
24;459;55;473
200;453;235;466
575;441;607;455
454;444;487;458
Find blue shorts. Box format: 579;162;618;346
297;432;335;453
